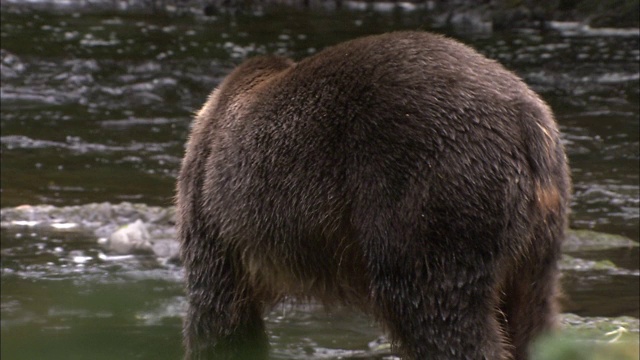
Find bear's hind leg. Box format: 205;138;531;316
183;234;269;360
363;229;509;360
500;242;562;360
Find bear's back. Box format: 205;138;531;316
183;31;568;301
233;31;552;171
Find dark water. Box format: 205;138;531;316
1;4;639;359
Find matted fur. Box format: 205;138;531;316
176;31;570;360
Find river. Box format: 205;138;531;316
1;3;638;359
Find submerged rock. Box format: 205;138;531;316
99;217;180;261
151;239;181;262
533;314;640;360
560;313;639;336
564;229;639;252
1;202;180;262
0;202;637;267
352;313;639;360
101;219;153;255
0;202;175;230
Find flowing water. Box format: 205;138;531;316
1;3;638;359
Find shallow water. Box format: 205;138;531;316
1;3;639;359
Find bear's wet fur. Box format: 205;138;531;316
176;31;571;360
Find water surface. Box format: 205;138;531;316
1;4;638;359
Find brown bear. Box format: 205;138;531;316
176;31;570;360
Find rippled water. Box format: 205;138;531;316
1;3;639;359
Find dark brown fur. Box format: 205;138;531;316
176;31;571;360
